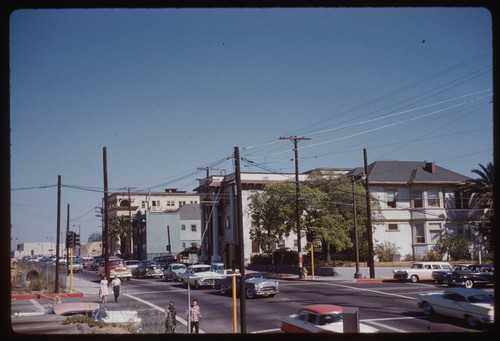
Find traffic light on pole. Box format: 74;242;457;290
66;231;75;248
74;233;80;246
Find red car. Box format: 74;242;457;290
97;259;132;281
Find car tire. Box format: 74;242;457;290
220;285;228;295
466;314;479;328
245;288;255;299
410;275;419;283
422;302;433;316
464;279;474;289
195;280;200;289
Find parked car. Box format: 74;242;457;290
126;260;140;276
179;264;224;289
281;304;379;333
217;270;279;299
68;261;83;273
432;264;469;284
136;260;163;279
393;262;452;283
163;263;187;282
90;257;104;271
417;287;494;327
82;258;94;269
97;259;132;281
445;264;494;288
153;254;177;270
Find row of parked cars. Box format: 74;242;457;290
85;255;280;299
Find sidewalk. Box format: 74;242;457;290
265;266;397;282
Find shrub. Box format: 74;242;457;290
374;241;400;262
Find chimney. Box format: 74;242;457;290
424;162;436;174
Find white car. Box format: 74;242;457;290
178;264;224;289
393;261;452;283
417;287;494;328
281;304;378;333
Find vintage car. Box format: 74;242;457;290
126;260;140;276
136;260;163;279
281;304;379;333
432;264;469;284
445;264;494;288
97;259;132;280
393;261;452;283
178;264;224;289
163;263;186;282
417;287;494;327
153;254;177;269
217;270;279;299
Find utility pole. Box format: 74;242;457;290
197;167;218;264
66;204;70;270
279;136;311;279
234;147;246;333
126;187;136;259
363;148;375;279
103;147;110;280
55;175;61;293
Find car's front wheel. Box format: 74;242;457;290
464;279;474;289
422;302;433;316
245;288;255;299
220;285;228;295
410;275;419;283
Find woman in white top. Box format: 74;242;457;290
99;275;109;304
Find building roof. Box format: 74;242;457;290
350;161;470;184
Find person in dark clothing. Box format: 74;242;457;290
165;301;177;333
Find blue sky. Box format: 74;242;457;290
10;7;493;250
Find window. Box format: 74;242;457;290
141;201;146;208
386;190;397;208
427;190;440;207
413;190;423;208
181;224;186;231
179;201;186;207
429;223;441;244
191;224;197;232
415;224;425;243
454;191;469;209
387;223;398;231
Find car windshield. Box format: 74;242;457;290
441;264;452;270
109;260;125;266
194;267;211;273
319;313;342;325
246;273;262;279
173;265;184;270
468;294;494;303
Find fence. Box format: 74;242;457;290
13;259;68;292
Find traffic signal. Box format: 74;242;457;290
306;228;317;242
74;233;80;246
66;231;75;248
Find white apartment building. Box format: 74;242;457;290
196;162;481;265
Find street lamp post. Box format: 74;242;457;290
351;173;365;279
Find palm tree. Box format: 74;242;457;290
461;162;494;256
109;215;130;256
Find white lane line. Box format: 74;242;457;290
362;320;408;333
124;293;205;334
319;282;417;300
29;299;45;313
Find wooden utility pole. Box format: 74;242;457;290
234;147;246;333
103;147;110;280
66;204;70;269
279;136;311;279
55;175;61;293
363;148;375;278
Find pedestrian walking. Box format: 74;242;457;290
165;301;176;334
189;299;202;334
99;275;109;304
111;274;121;303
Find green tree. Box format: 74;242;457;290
434;233;472;261
109;215;130;256
461;162;494;255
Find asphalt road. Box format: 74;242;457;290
12;269;494;334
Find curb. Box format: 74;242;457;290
356;278;397;283
11;292;84;301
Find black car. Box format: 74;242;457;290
432;264;469;284
445;264;494;288
153;255;177;269
136;260;163;279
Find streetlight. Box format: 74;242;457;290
351;173;366;279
